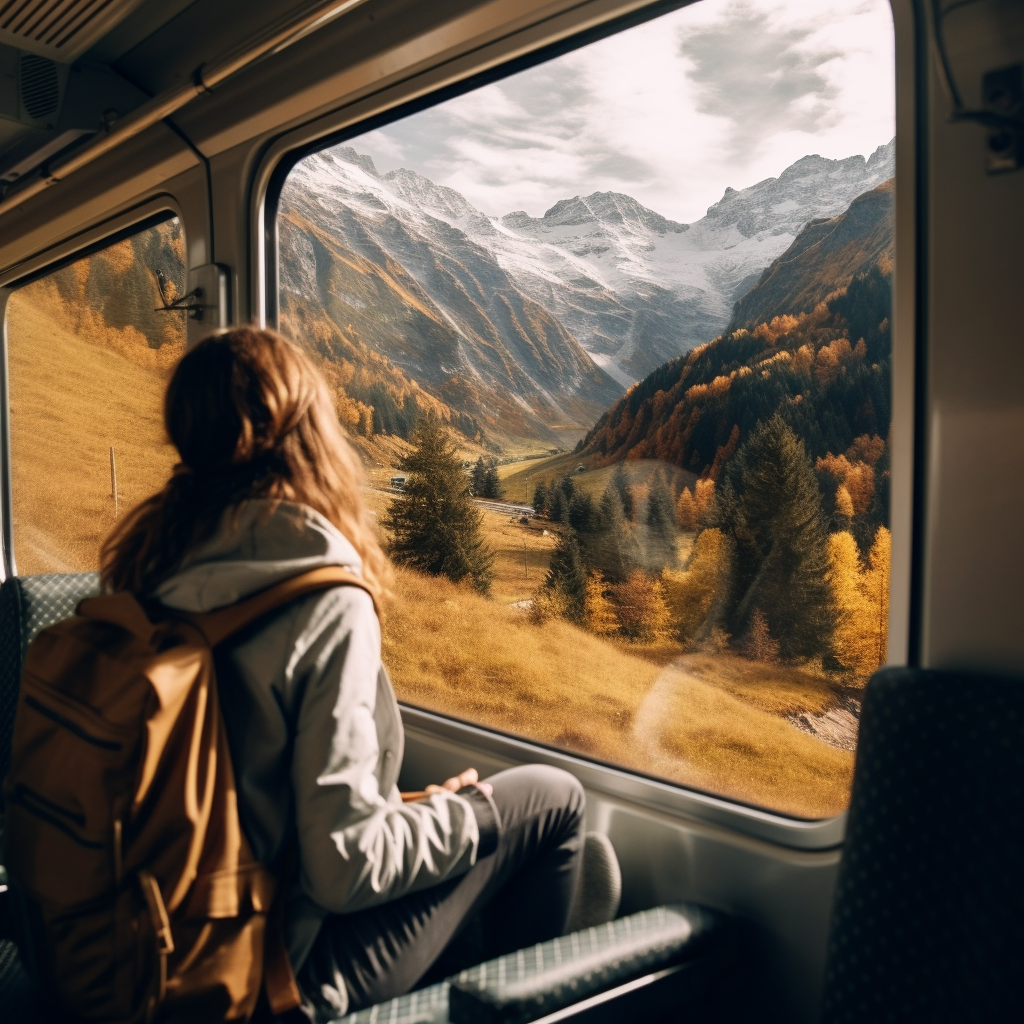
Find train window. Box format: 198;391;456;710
5;218;186;574
274;0;895;818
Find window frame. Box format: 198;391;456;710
0;197;186;581
252;0;914;849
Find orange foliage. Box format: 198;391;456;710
846;434;886;466
844;463;875;516
709;424;740;481
753;314;800;345
684;374;731;403
676;488;697;531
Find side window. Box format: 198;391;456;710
5;218;186;574
276;0;894;819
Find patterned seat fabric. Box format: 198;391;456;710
820;666;1024;1024
0;573;100;778
338;903;720;1024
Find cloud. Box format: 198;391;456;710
679;2;843;157
335;0;894;223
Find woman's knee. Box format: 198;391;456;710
486;764;585;828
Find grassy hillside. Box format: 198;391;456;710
383;565;854;818
5;223;185;573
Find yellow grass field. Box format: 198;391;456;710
5;284;181;573
382;565;854;819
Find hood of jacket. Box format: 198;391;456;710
154;499;363;612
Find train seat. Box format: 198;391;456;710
0;572;729;1023
820;667;1024;1023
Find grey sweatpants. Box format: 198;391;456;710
298;765;586;1018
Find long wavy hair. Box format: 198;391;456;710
100;326;389;609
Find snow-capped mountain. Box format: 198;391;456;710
482;142;895;381
279;152;622;449
278;139;893;445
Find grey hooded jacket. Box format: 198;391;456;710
154;500;499;969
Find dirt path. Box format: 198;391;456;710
631;665;692;778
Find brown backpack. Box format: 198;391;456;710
2;566;371;1023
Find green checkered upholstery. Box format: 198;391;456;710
820;667;1024;1023
336;903;719;1024
0;573;99;778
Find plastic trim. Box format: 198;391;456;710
402;704;846;850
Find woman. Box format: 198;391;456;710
100;327;585;1020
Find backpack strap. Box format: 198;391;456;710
182;566;375;647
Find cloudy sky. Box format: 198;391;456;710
343;0;894;224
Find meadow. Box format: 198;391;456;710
5;280;181;574
381;561;854;818
371;490;855;819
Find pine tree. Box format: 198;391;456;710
547;486;566;524
712;414;834;660
470;456;488;496
568;491;598;533
532;480;549;517
587;485;636;581
483;463;504;499
611;462;633;519
643;473;678;569
544;531;589;624
383;416;494;593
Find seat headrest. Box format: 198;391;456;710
0;573;99;779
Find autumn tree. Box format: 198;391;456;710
584;572;618;635
694;478;715;523
711;414;834;660
744;608;781;663
835;484;854;520
661;527;734;646
544;531;589;625
383;416;493;593
611;571;673;643
676;487;697;531
827;531;876;676
864;526;891;668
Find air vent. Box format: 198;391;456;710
20;53;59;120
0;0;147;62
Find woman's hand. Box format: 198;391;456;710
401;767;492;802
